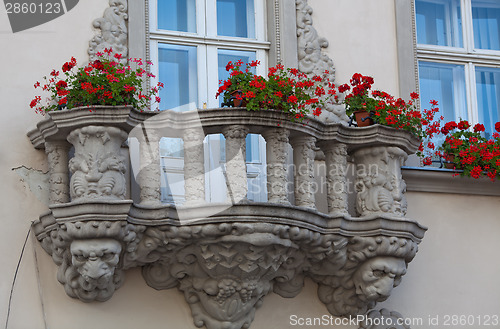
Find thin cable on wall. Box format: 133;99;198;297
4;227;31;329
31;225;48;329
4;226;48;329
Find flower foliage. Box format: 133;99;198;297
430;120;500;181
339;73;439;142
216;60;336;120
31;48;163;114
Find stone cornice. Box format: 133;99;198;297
403;167;500;196
27;105;135;149
127;202;427;242
29;107;421;154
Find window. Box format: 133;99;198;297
149;0;268;111
149;0;269;203
415;0;500;137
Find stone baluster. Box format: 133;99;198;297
222;125;249;203
45;141;71;204
138;129;161;205
318;142;348;216
262;128;290;204
183;128;206;205
352;146;408;217
290;135;316;209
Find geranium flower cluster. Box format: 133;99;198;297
30;48;163;114
216;60;336;120
339;73;441;151
430;120;500;181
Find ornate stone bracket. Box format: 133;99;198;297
313;236;417;316
28;107;426;329
34;201;140;302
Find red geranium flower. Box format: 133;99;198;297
474;123;485;132
458;120;470;130
287;95;298;104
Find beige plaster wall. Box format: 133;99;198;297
0;1;109;327
309;0;401;97
380;192;500;324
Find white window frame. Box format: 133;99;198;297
414;0;500;128
149;0;269;110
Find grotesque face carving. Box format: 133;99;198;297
353;257;406;302
70;239;122;285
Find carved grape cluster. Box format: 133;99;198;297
215;279;257;304
216;279;238;303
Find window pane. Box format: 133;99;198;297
476;67;500;138
158;0;196;32
416;0;462;47
158;44;198;111
245;134;260;162
218;134;261;163
472;0;500;51
418;61;467;122
217;0;255;38
217;49;256;106
160;137;184;158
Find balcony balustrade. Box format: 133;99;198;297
28;106;426;329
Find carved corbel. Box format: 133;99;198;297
130;223;351;329
315;236;418;316
136;226;296;329
47;219;142;302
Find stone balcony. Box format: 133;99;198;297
28;106;426;329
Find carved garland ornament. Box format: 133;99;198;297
296;0;349;123
88;0;128;64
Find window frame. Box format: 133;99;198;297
416;0;500;130
148;0;270;110
396;0;500;193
